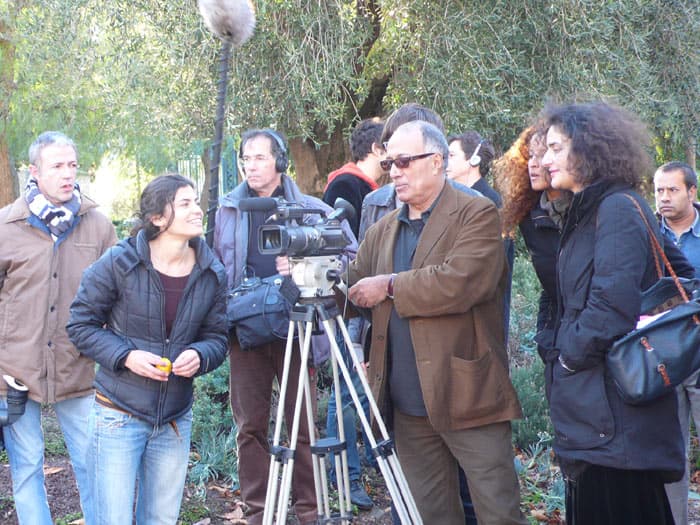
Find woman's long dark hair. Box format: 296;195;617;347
130;173;196;240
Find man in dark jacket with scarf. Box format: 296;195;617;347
214;128;357;525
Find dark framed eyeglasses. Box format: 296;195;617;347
380;152;436;171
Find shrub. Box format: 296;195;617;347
511;358;552;451
189;359;238;489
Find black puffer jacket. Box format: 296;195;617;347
67;231;228;426
550;181;685;481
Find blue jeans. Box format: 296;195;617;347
325;338;375;482
1;395;94;525
88;402;192;525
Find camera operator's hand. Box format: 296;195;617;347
275;256;292;276
348;274;393;308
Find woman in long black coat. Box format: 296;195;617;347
540;101;685;524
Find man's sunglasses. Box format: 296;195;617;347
380;152;436;171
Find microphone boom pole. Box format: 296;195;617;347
198;0;256;247
205;40;232;247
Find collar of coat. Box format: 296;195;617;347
3;193;99;224
373;180;492;270
113;230;222;281
219;173;307;209
565;181;632;228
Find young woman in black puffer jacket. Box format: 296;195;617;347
67;174;228;524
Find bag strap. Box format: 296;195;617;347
623;193;691;303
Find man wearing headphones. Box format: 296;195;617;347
213;128;357;525
446;131;501;206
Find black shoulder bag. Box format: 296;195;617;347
227;273;299;351
607;195;700;404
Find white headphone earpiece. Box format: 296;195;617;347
469;140;484;167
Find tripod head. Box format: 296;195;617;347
289;255;344;299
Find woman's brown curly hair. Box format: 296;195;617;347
540;101;652;189
493;126;541;238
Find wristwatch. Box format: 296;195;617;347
387;273;397;299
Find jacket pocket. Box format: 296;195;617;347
448;350;504;421
549;361;614;450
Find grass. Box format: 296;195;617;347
55;512;83;525
41;405;68;458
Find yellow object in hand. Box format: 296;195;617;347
156;357;172;374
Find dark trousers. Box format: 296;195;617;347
566;464;674;525
229;338;318;525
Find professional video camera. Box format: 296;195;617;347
240;197;353;257
238;196;355;298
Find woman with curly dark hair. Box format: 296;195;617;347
541;101;687;524
494;126;571;378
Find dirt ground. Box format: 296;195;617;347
0;455;393;524
1;411;700;524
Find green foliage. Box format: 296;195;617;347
0;495;13;512
511;359;552;451
4;0;698;196
189;359;238;491
188;430;238;495
515;434;565;518
41;405;68;458
177;499;210;524
508;238;542;357
508;236;553;451
55;512;83;525
112;219;132;240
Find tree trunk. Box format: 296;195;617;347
0;5;20;207
0;137;16;207
288;124;349;198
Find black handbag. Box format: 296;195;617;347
226;273;299;351
607;195;700;404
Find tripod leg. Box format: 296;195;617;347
325;316;424;525
274;319;315;525
326;321;352;519
262;320;298;525
301;329;326;523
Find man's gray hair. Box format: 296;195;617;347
28;131;77;167
395;120;449;172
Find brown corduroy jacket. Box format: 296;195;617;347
349;182;522;432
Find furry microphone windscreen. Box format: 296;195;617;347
198;0;256;45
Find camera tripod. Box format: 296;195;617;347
262;256;422;525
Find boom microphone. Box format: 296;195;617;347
198;0;256;45
239;197;279;212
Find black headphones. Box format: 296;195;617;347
239;128;289;174
469;139;485;167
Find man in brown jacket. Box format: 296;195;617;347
0;131;116;524
348;121;525;525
